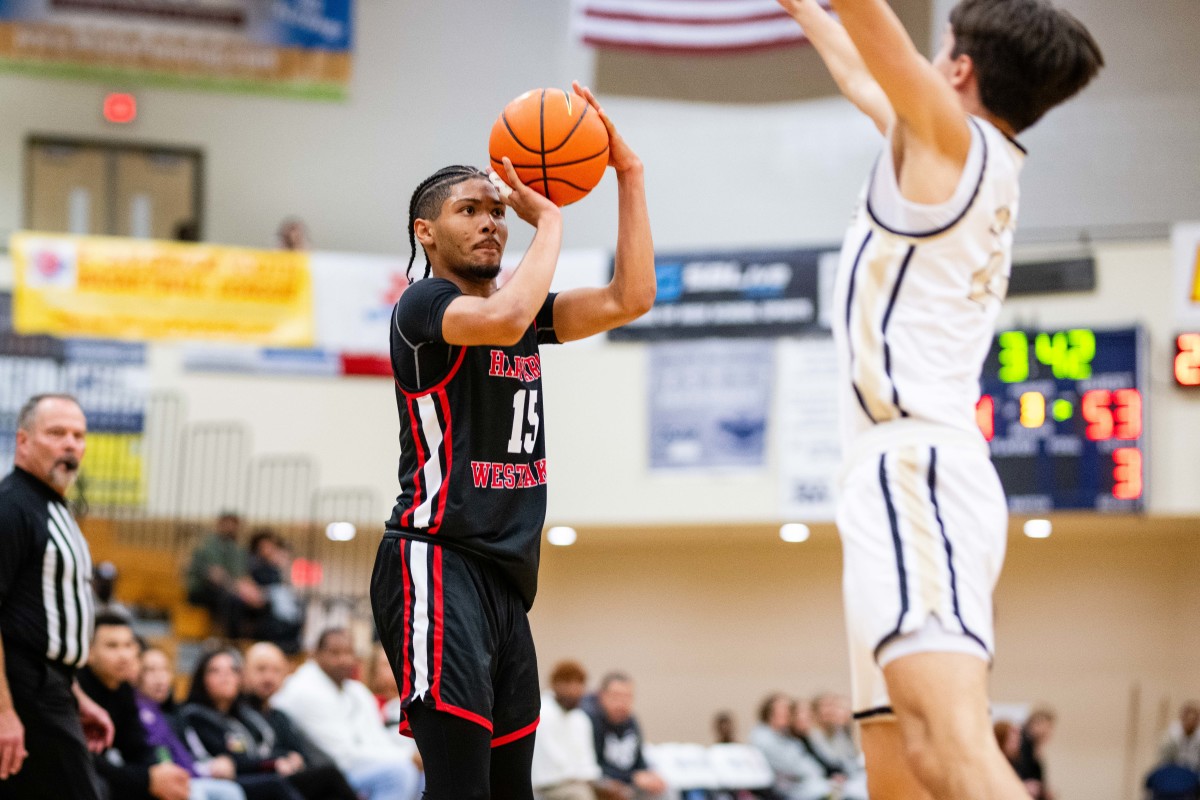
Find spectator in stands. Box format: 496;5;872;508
993;720;1022;771
173;220;201;243
363;643;402;730
807;693;860;777
93;560;133;621
1014;708;1057;800
580;671;668;799
714;711;737;745
788;698;843;780
1160;702;1200;771
78;613;243;800
532;660;613;800
180;648;357;800
749;694;834;800
1145;762;1200;800
361;644;424;784
246;530;304;654
269;628;421;800
242;641;356;778
276;218;310;251
185;511;266;639
135;646;263;794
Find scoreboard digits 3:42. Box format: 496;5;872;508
976;327;1146;512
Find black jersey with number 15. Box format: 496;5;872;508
385;278;559;609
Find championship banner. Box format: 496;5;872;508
11;232;314;345
0;0;353;99
607;247;838;341
1173;223;1200;327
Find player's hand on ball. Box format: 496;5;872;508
571;80;642;174
493;157;560;228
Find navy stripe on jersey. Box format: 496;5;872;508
865;118;990;240
846;230;876;422
853;706;895;721
874;454;909;660
879;245;916;418
927;448;989;655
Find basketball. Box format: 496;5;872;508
489;88;610;206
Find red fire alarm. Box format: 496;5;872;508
103;92;137;124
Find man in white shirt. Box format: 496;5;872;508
1160;702;1200;771
269;628;420;800
532;661;606;800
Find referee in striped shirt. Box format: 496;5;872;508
0;394;114;799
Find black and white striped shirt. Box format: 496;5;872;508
0;466;95;669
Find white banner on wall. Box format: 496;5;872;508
777;337;841;521
184;248;613;375
1172;223;1200;327
648;339;773;471
310;251;409;356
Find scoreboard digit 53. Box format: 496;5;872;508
976;327;1146;512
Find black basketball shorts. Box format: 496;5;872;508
371;532;540;746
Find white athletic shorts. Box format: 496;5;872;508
837;440;1007;721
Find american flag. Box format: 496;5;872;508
572;0;828;55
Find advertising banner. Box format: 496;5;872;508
0;0;353;99
11;232;314;345
608;247;838;341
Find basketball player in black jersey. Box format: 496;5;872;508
370;82;654;800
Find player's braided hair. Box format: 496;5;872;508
406;165;490;281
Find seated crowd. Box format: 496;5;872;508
532;661;668;800
79;613;422;800
747;693;868;800
184;512;305;654
532;663;863;800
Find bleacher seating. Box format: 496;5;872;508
646;742;773;798
81;518;215;642
707;743;775;792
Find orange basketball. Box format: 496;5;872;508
489;88;610;206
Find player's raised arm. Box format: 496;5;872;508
548;83;656;344
434;160;563;347
828;0;970;158
775;0;893;134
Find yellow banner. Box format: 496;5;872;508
12;233;314;345
1192;243;1200;303
78;433;146;509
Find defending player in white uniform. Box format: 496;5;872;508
774;1;1103;799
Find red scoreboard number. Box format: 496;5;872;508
1080;388;1142;441
976;328;1146;509
1175;333;1200;387
976;388;1143;502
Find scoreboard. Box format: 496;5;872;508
976;327;1146;512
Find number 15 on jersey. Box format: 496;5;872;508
508;390;540;454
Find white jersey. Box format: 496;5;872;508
833;116;1026;455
